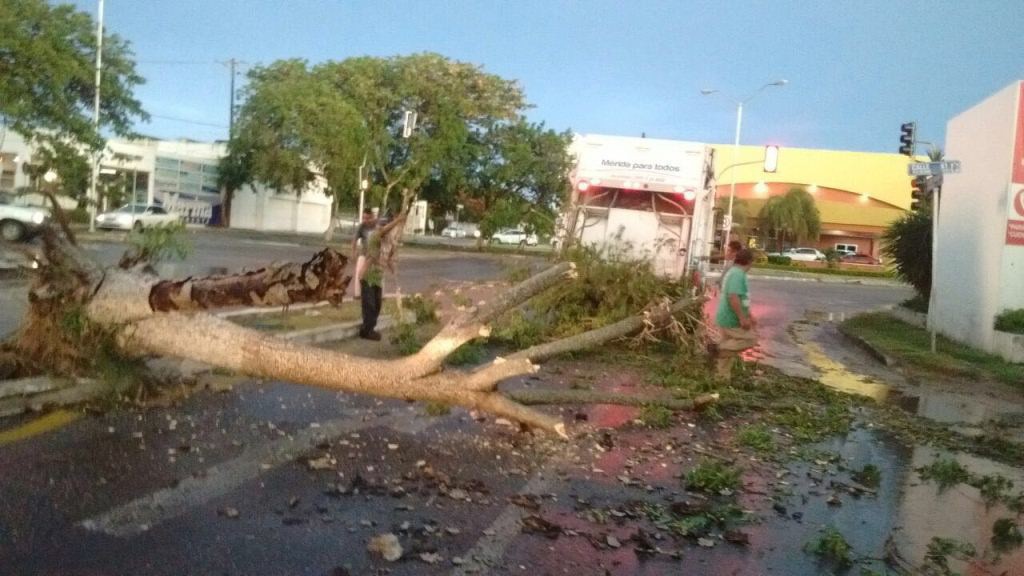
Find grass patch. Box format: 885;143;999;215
445;340;487;366
804;526;853;569
639;405;673;429
916;458;970;491
992;518;1023;553
852;464;882;489
389;322;423;356
753;262;894;279
735;424;774;452
685;460;741;493
841;312;1024;388
923;537;975;574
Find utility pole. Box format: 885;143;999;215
227;58;238;139
87;0;105;232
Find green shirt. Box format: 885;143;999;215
715;266;750;328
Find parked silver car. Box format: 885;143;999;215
96;203;182;231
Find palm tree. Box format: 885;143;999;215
760;187;821;250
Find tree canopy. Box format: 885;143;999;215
760;187;821;247
225;52;571;231
0;0;147;192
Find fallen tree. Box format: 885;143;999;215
1;218;706;436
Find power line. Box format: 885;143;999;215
136;59;216;65
148;114;227;129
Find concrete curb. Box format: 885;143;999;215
836;323;897;367
748;273;904;287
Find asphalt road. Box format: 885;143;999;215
0;232;916;575
0;229;525;339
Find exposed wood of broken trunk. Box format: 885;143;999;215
9;227;712;436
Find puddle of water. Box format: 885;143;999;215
797;335;892;401
895;446;1024;574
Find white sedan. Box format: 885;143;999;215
441;225;468;238
783;247;826;262
491;228;539;246
96;204;182;231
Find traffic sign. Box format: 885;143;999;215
908;160;961;176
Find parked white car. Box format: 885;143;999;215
491;228;538;246
96;203;181;231
783;247;826;262
0;194;49;242
441;225;467;238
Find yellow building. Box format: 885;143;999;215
711;144;913;258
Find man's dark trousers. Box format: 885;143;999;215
360;279;383;336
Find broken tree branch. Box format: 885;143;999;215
508;297;695;363
399;262;576;378
507;389;719;411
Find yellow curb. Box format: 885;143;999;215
0;409;81;447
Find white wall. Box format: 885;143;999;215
230;183;332;234
933;80;1022;351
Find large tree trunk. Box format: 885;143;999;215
6;226;702;436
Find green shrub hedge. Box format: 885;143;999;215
995;309;1024;335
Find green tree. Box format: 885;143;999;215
883;207;932;299
456;120;572;243
315;53;527;212
0;0;146;200
760;187;821;249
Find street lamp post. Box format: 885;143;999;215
87;0;105;232
701;80;787;246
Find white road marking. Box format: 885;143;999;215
79;412;432;538
450;453;565;576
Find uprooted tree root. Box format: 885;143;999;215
2;222;715;436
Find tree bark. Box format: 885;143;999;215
10;226;696;437
507;389;718;410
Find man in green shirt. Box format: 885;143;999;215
713;248;758;378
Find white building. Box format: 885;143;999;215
932;80;1024;362
229;179;333;235
0;129;333;233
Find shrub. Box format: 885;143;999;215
639;405;672;429
766;255;792;265
883;209;931;298
68;206;90;224
823;248;841;269
995;309;1024;335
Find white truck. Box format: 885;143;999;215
559;134;717;280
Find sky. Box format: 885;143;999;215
68;0;1024;154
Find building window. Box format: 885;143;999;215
836;243;858;254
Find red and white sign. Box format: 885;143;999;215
1008;186;1024;246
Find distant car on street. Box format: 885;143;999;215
841;253;882;265
96;203;181;231
441;225;467;238
0;194;48;242
490;228;538;246
783;247;826;262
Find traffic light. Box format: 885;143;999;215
899;122;916;156
910;176;927;211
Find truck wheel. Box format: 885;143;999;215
0;219;26;242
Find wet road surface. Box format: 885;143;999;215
4;238;1023;574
